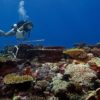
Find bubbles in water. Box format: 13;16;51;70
18;0;29;21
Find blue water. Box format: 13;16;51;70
0;0;100;48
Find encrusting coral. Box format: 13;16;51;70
4;73;33;84
63;48;84;57
63;48;88;60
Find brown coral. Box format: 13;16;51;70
63;48;88;60
85;88;100;100
91;48;100;57
96;88;100;100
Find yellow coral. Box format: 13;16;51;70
63;48;85;58
85;88;100;100
4;73;33;84
85;91;95;100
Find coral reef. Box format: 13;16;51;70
0;43;100;100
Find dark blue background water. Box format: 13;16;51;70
0;0;100;48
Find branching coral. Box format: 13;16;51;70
65;63;96;86
51;79;68;93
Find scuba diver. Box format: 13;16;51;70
0;20;33;39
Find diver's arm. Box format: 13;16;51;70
0;29;15;36
5;28;15;36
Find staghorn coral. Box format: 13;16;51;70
4;73;33;84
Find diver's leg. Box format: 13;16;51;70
0;30;5;36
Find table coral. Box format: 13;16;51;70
63;48;87;60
